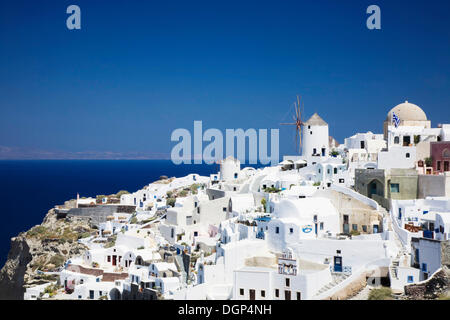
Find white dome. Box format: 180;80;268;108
275;199;302;220
386;101;427;122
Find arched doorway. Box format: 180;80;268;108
109;288;122;300
367;179;384;199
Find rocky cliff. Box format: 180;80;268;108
0;208;92;300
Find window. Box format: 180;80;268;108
275;227;279;234
239;288;244;296
352;224;358;231
320;222;324;230
261;290;265;297
407;276;414;283
443;149;450;158
334;168;337;174
223;207;227;212
313;148;317;154
360;141;365;149
362;225;367;232
171;228;174;238
339;178;345;183
107;256;111;262
406;153;410;158
421;263;427;272
394;136;400;144
296;292;301;300
437;161;441;171
234;173;238;179
285;278;290;287
197;207;200;213
275;289;279;298
289;228;293;234
390;183;400;193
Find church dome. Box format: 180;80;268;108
386;101;427;122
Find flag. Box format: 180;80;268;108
392;112;400;128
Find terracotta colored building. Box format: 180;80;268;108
431;142;450;173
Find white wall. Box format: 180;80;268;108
378;146;416;170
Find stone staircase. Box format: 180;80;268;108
315;272;351;296
384;206;410;283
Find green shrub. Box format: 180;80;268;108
330;150;339;157
26;226;47;238
179;190;188;197
414;135;421;144
49;254;65;267
116;190;129;197
438;292;450;300
261;198;267;212
130;217;138;224
166;198;176;207
368;287;393;300
79;232;91;239
350;230;361;236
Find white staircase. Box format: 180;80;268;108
315;272;351;296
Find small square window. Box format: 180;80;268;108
289;228;293;234
285;278;290;287
240;288;244;295
362;225;367;232
275;227;279;234
390;183;400;193
275;289;279;297
261;290;265;297
407;276;414;283
352;224;358;231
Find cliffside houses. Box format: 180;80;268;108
25;100;450;300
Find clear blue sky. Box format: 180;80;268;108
0;0;449;159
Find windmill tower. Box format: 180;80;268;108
280;95;305;154
302;113;329;161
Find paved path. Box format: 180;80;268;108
349;285;371;300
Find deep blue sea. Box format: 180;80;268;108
0;160;236;267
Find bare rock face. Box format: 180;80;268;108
404;266;450;300
0;234;32;299
0;209;91;300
